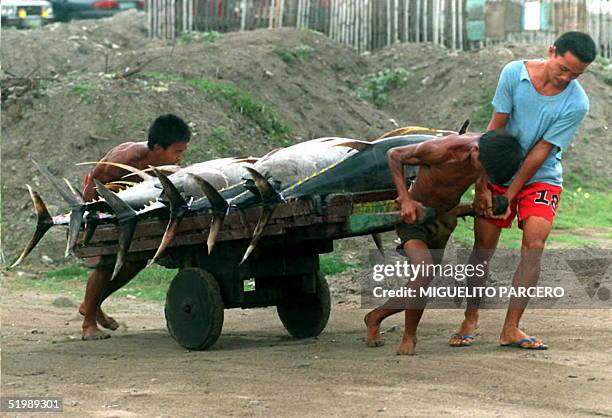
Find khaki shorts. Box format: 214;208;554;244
395;210;458;263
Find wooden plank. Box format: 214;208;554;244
75;190;408;258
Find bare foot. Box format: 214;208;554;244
396;336;417;355
449;317;478;347
364;311;385;347
79;303;119;331
499;326;547;349
96;310;119;331
81;325;111;341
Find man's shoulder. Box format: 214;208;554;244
500;60;524;77
103;141;149;164
568;80;589;112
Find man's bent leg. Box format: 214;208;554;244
397;239;435;355
82;265;113;340
80;260;148;330
499;216;552;349
99;260;147;303
450;217;501;346
364;239;431;349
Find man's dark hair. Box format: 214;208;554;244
478;130;523;185
554;31;597;64
147;114;191;150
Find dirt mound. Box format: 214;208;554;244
1;10;149;78
1;21;391;265
2;15;610;267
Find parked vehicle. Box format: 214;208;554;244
50;0;144;22
1;0;54;28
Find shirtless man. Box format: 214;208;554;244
80;114;191;340
364;129;523;355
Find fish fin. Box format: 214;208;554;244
33;160;85;256
184;173;230;255
34;160;83;208
82;212;100;246
112;217;138;279
9;185;55;268
207;215;224;255
94;179;138;279
458;119;470;135
148;168;188;264
244;167;282;204
63;178;84;200
93;179;137;223
148;216;180;267
332;140;373;151
372;233;384;258
185;173;229;213
240;206;276;265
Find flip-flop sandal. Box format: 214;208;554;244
501;336;548;350
449;333;475;347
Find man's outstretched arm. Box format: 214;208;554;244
387;139;449;223
492;140;554;218
473;111;511;216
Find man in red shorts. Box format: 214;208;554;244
450;32;596;349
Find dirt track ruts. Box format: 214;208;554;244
1;280;611;417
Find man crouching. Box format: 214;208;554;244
364;129;523;355
80;114;191;340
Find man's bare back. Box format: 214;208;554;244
409;133;482;210
387;132;483;224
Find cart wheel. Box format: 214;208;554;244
277;272;331;338
165;268;224;350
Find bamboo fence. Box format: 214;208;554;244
147;0;612;58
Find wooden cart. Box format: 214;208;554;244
75;190;401;350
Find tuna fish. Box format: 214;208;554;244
10;156;258;272
13;122;471;278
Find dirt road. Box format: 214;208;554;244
1;279;611;417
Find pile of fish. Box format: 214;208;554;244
11;125;468;278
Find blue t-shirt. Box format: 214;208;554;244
491;60;589;186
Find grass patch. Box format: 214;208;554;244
187;78;291;146
356;68;412;107
69;82;97;103
465;84;495;131
179;30;222;44
144;71;182;82
320;253;355;276
12;264;178;302
207;127;230;154
143;71;292;146
274;45;314;64
592;56;612;86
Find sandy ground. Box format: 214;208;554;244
1;279;611;417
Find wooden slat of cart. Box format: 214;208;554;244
74;190;397;258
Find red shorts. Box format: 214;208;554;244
484;182;562;229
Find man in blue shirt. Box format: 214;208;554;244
449;32;597;349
